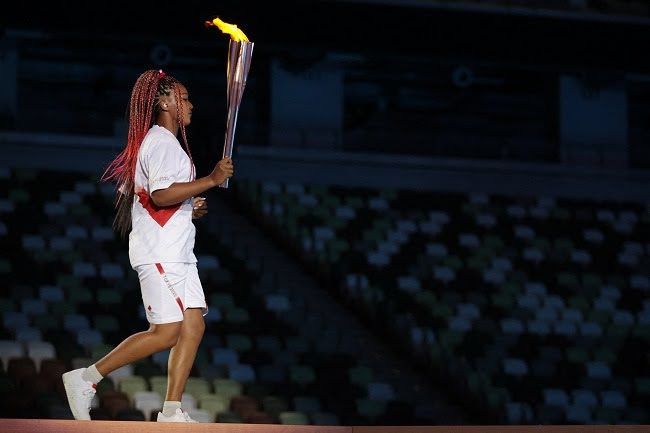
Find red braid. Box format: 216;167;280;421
102;69;184;238
174;83;195;181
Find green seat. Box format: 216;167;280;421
210;293;235;311
553;237;574;253
566;347;589;364
213;378;242;400
96;288;122;305
355;398;386;419
14;168;37;181
483;234;504;252
0;259;11;274
56;274;83;290
94;314;120;333
49;301;76;316
199;393;230;418
466;371;491;393
582;273;602;290
431;303;452;320
289;365;316;385
9;187;30;203
278;411;309;425
262;395;289;418
216;410;242;423
502;281;521;296
185;377;211;400
69;204;92;217
91;343;115;361
226;334;253;353
467;255;489;272
348;366;374;387
594;406;620;424
68;287;93;304
634;377;650;395
0;299;15;313
552;208;571;220
225;307;250;324
587;310;610;327
118;375;148;403
442;255;463;271
634;324;650;339
346;196;364;209
568;295;590;314
607;324;630;338
592;347;616;365
414;291;436;308
492;292;514;310
557;272;579;288
486;385;510;409
531;237;551;252
149;375;168;400
438;329;463;351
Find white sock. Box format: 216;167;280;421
162;401;182;417
81;364;103;384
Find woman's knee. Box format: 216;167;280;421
182;309;205;338
150;322;182;349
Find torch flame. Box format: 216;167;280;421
205;17;249;42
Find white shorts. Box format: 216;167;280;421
136;262;208;324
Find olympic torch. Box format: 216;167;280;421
206;17;254;188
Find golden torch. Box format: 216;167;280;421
206;17;254;188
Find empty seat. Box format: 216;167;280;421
293;396;321;414
213;378;242;399
184;377;211;401
15;327;42;343
278;410;309;425
149;375;168;400
72;262;97;278
311;411;340;425
198;393;229;419
26;341;56;371
258;364;286;384
367;382;396;401
107;364;134;383
211;347;239;367
0;340;24;371
355;398;386;419
185;407;213;422
100;263;125;280
118;375;148;403
228;363;256;383
76;328;103;347
63;314;90;332
2;312;29;330
543;388;570;408
21;299;47;316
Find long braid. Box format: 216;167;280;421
175;84;196;180
101;69;180;238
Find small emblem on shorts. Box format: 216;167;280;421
147;305;152;311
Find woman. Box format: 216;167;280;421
62;69;234;422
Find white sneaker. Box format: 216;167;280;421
157;408;198;423
62;368;96;420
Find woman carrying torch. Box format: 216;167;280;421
62;69;233;423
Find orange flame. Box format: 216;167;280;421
205;17;249;42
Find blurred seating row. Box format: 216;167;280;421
230;177;650;425
0;166;421;424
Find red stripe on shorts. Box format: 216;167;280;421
155;263;184;313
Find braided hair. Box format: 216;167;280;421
101;69;194;238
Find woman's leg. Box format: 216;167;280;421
164;308;205;401
95;321;182;376
63;321;182;420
